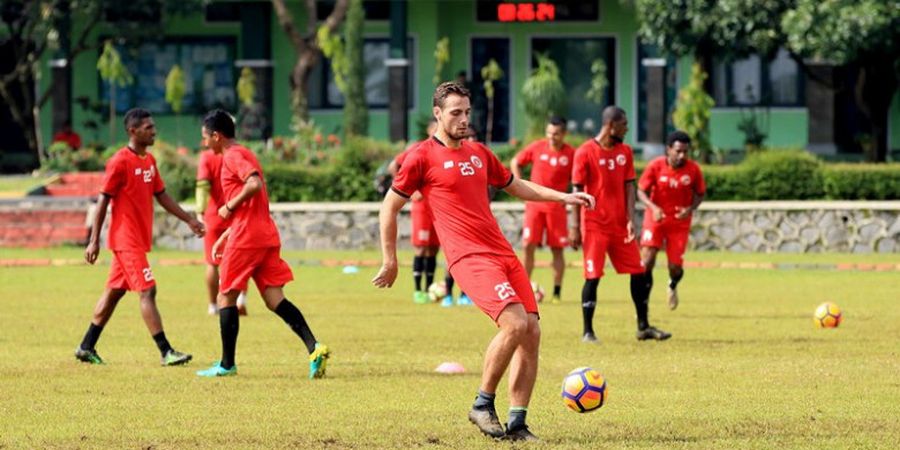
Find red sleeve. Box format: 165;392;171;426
393;149;408;167
150;155;165;194
100;157;124;197
624;146;636;181
225;150;258;182
638;158;657;191
483;145;513;188
572;145;589;186
197;152;211;180
513;142;536;166
391;150;424;198
693;162;707;195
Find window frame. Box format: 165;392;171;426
710;49;806;108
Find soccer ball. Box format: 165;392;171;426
814;302;842;328
561;367;608;413
427;282;447;302
531;281;545;303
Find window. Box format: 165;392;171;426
531;37;615;135
471;38;511;142
712;48;803;107
98;39;236;115
309;38;414;109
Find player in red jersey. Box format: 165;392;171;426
373;82;594;442
196;141;248;316
510;116;575;304
75;108;204;366
195;110;329;379
638;131;705;310
571;106;671;343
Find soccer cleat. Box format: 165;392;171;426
504;423;539;442
309;343;330;379
468;407;505;438
196;361;237;377
207;303;219;315
441;295;454;308
636;326;672;341
581;332;599;344
667;287;679;310
413;291;430;304
551;295;561;305
457;293;473;306
75;347;105;365
161;349;193;366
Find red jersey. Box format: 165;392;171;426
100;147;165;252
572;140;636;235
196;150;226;219
221;144;280;249
638;157;706;220
392;137;515;267
394;143;429;207
514;139;575;212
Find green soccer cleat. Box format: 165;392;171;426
75;347;105;365
161;349;193;366
309;343;330;379
413;291;429;304
196;361;237;377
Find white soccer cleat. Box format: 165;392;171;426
667;287;679;311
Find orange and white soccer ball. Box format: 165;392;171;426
531;281;545;303
561;367;607;413
814;302;842;328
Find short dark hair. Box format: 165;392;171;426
433;81;470;108
202;109;236;139
123;108;151;130
548;115;566;127
666;130;692;147
601;106;626;125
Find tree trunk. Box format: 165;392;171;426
855;61;897;162
290;48;319;124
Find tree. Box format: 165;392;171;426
521;53;566;137
272;0;349;125
672;63;715;162
480;58;503;143
164;64;185;144
341;0;367;136
97;40;133;146
433;36;450;85
585;59;608;106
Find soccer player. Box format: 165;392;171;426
75;108;203;366
638;130;705;310
373;82;594;441
571;106;671;343
195;110;329;379
510;116;575;304
196;131;248;316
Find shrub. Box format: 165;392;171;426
740;149;824;200
42;142;106;173
822;164;900;200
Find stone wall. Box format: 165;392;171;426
154;201;900;253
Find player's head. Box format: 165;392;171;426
123;108;155;146
426;118;438;137
546;115;567;148
432;81;471;142
201;109;236;152
666;130;692;168
600;106;628;141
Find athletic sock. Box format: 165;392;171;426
219;306;239;369
553;285;561;298
669;271;684;290
424;256;436;288
274;299;317;353
508;406;528;430
152;331;173;357
473;390;496;410
445;275;455;296
582;279;599;335
412;256;424;291
630;274;650;330
79;323;104;350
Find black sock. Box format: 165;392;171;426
630;274;650;330
424;256;436;287
553;285;561;298
412;256;424;291
275;299;317;353
508;407;528;430
79;323;104;350
669;271;684;290
582;279;599;335
445;275;455;295
152;331;173;356
646;270;654;296
473;390;495;410
219;306;239;369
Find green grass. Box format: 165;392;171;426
0;174;51;196
1;249;899;448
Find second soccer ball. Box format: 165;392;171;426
531;281;545;303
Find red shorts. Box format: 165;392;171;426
449;254;538;323
410;201;439;248
107;251;156;292
581;228;645;279
640;217;691;266
219;246;294;297
522;204;568;248
203;214;229;266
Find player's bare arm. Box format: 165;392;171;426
373;189;409;288
218;173;262;220
504;177;594;208
156;190;205;237
637;188;665;221
569;184;584;250
211;227;231;262
625;181;637;243
510;157;523;179
84;193;112;265
676;192;705;220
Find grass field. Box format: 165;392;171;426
1;248;899;449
